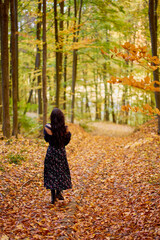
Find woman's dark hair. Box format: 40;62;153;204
50;108;66;147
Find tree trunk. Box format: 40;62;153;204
63;2;70;111
63;53;67;111
42;0;47;127
15;0;18;101
148;0;160;134
122;85;128;124
0;0;10;138
83;69;91;119
103;63;109;121
54;0;60;107
0;75;2;124
36;0;42;115
110;83;116;123
10;0;18;137
94;71;99;120
104;82;109;121
71;0;77;123
0;2;2;124
59;1;64;107
71;0;83;123
71;49;77;123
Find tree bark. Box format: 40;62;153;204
94;71;99;120
71;0;83;123
59;1;64;106
83;69;91;118
36;0;42;115
0;0;10;138
148;0;160;134
15;0;18;101
0;75;2;124
0;1;2;124
42;0;47;127
122;85;128;124
71;49;77;123
10;0;18;137
54;0;60;107
110;83;116;123
63;2;70;111
63;53;67;111
103;63;109;121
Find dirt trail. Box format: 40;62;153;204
88;121;135;137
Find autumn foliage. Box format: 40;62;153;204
110;42;160;69
0;121;159;239
102;42;160;116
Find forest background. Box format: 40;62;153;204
0;0;160;138
1;1;160;239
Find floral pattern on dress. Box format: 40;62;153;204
44;125;72;191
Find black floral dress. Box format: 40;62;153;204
44;124;72;191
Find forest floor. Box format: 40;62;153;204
0;119;160;240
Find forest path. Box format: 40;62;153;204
0;120;159;239
88;121;135;137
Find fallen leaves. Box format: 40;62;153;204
0;121;160;239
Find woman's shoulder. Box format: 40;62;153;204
44;123;52;135
45;123;51;129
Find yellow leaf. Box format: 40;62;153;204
16;224;23;229
0;235;9;240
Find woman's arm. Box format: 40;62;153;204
44;124;52;142
64;127;71;146
44;128;49;142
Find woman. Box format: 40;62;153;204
44;108;72;204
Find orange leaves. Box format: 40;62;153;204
101;48;108;56
108;76;117;84
121;104;160;115
0;122;160;239
110;46;118;53
110;42;160;71
108;75;160;92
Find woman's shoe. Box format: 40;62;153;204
56;190;64;200
51;189;56;204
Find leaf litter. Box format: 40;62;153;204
0;119;159;239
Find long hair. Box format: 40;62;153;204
50;108;66;147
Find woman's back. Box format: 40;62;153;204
44;123;71;148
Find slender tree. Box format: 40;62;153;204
0;0;10;138
83;70;91;117
148;0;160;134
63;1;70;111
10;0;18;137
71;0;83;123
0;88;1;124
36;0;42;115
42;0;47;127
110;83;116;123
0;1;2;124
15;0;18;101
103;64;109;121
54;0;60;107
71;0;77;123
59;0;64;105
